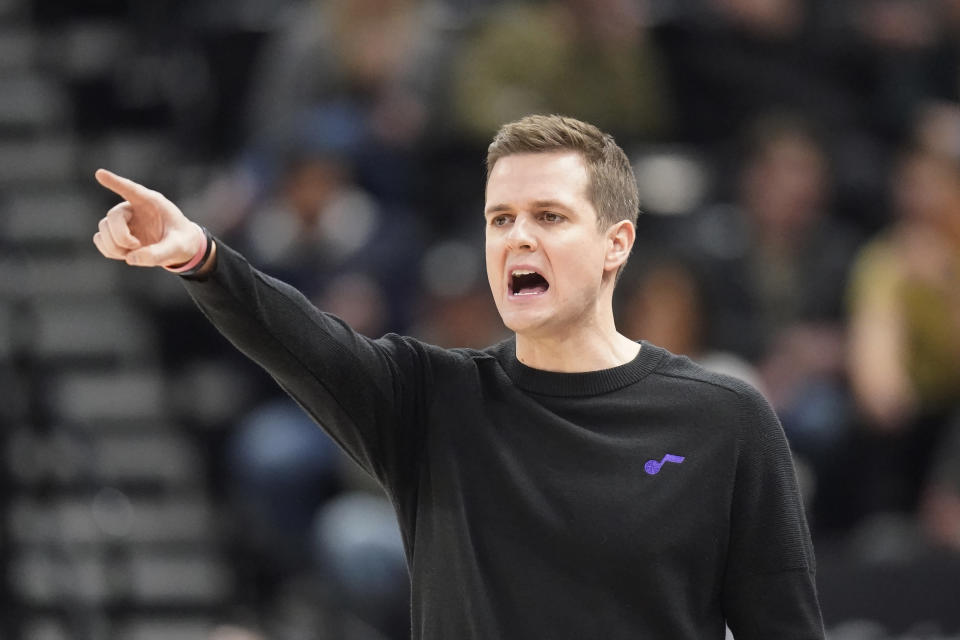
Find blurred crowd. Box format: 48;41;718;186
50;0;960;637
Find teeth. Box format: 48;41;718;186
511;269;536;276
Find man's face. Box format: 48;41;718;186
484;151;614;338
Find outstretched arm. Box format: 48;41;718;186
91;170;429;493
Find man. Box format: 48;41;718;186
93;115;824;639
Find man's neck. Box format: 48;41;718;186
515;329;641;373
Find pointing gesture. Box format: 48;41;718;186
92;169;208;269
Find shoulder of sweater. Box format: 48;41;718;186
651;349;780;445
647;346;766;404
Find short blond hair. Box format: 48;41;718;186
486;114;640;230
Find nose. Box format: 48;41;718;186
506;215;538;251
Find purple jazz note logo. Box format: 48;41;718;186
644;454;685;475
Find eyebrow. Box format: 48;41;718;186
484;204;512;217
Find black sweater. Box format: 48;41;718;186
183;241;825;639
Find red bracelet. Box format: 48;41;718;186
164;227;210;274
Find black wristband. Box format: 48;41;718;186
175;226;214;278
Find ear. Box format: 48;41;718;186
604;220;635;274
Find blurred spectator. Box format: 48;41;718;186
225;399;344;566
242;0;456;202
313;492;410;636
945;0;960;48
654;0;859;144
413;283;505;349
852;0;938;51
914;100;960;162
409;237;507;349
221;135;425;337
689;114;858;459
725;115;848;350
714;0;806;38
616;256;764;390
450;0;672;143
226;397;409;639
845;0;950;137
847;148;960;515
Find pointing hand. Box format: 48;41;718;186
92;169;204;268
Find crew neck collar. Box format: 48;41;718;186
487;338;665;397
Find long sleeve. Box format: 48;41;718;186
181;239;432;494
722;384;826;639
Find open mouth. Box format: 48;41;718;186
510;269;549;296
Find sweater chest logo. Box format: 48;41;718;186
644;454;685;475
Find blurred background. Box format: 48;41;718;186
1;0;959;638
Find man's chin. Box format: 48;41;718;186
500;311;552;338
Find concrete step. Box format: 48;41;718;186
9;493;218;546
0;189;102;247
0;300;15;360
83;132;175;188
22;617;69;640
117;618;217;640
0;255;120;300
128;551;231;605
115;616;215;640
0;74;69;130
53;20;131;79
169;358;256;426
10;547;110;606
0;27;36;71
0;135;78;185
26;298;156;362
10;546;231;606
8;429;204;487
0;0;28;25
51;368;167;422
22;616;221;640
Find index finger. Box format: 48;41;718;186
95;168;152;203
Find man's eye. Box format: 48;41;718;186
492;215;509;226
542;212;563;222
